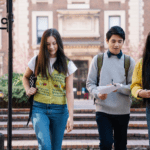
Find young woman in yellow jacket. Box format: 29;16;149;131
131;33;150;147
23;28;77;150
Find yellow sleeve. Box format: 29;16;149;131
130;60;143;99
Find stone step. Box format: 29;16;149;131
0;108;146;114
0;129;149;140
0;121;148;130
4;139;149;150
0;113;147;121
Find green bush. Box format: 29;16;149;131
130;94;145;108
0;73;28;103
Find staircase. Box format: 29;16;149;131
0;107;149;150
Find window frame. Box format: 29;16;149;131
32;11;53;48
36;16;48;44
104;10;125;48
109;16;121;29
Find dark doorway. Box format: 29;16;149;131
73;60;88;99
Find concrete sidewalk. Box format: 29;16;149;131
74;99;95;109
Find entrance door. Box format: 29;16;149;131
73;60;88;99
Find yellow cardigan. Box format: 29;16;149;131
130;59;143;99
34;69;67;105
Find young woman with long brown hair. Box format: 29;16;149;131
131;32;150;148
23;28;77;150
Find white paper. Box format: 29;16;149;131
97;83;122;94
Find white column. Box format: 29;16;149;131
128;0;144;46
13;0;29;73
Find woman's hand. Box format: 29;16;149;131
26;87;38;97
138;90;150;98
66;116;73;133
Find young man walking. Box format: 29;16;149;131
86;26;135;150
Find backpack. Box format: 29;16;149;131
27;56;38;126
94;53;130;104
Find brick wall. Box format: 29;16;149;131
0;4;8;75
143;0;150;39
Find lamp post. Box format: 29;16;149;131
0;0;13;150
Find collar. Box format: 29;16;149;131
107;50;123;59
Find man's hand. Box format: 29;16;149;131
98;93;108;100
113;89;117;92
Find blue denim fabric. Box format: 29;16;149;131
31;101;69;150
146;106;150;146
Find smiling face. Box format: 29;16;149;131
106;34;124;54
46;36;58;58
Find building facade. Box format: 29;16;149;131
0;1;8;77
0;0;149;98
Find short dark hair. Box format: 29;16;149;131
106;26;125;41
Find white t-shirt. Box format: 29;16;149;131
28;55;77;77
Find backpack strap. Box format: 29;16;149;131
94;53;104;104
27;56;38;126
34;56;38;75
124;54;130;85
97;53;104;86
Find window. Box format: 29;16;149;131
104;10;125;48
32;11;53;47
37;16;48;44
109;16;120;29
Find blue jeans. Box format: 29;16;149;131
96;112;130;150
31;101;69;150
146;106;150;146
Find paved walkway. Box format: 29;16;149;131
74;99;95;109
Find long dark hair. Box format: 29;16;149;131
35;28;69;78
142;32;150;102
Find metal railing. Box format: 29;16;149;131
0;0;14;150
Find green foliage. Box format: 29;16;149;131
0;73;28;103
130;94;145;108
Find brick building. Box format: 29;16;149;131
0;1;8;77
0;0;149;98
